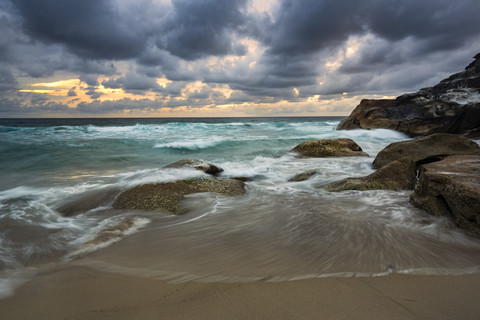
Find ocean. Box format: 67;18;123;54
1;117;480;297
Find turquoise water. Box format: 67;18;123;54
1;117;480;296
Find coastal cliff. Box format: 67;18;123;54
337;53;480;137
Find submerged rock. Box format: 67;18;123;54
411;155;480;236
372;133;480;169
113;177;245;214
324;157;416;192
288;170;318;182
337;53;480;136
290;138;368;158
231;176;254;182
164;159;224;175
57;187;120;217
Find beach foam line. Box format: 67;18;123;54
66;217;151;259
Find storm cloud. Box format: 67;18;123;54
11;0;149;59
2;0;479;116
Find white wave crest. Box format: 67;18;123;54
154;137;227;150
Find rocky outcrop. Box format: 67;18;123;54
164;159;224;175
113;177;245;214
290;138;368;157
324;133;480;192
337;53;480;136
411;155;480;236
324;157;416;192
372;133;480;169
288;170;318;182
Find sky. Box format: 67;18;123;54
1;0;479;118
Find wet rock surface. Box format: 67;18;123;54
290;138;368;158
372;133;480;169
323;157;416;192
113;177;245;214
164;159;224;175
411;155;480;236
288;170;318;182
337;53;480;137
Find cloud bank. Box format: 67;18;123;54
1;0;479;117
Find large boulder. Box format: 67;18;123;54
323;157;416;192
337;53;480;136
164;159;223;175
372;133;480;169
113;177;245;214
290;138;368;157
411;155;480;236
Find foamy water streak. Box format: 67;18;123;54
1;117;479;296
78;156;480;282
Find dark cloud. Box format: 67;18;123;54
365;0;480;44
0;66;18;92
102;71;162;92
267;1;364;56
268;0;480;58
0;95;69;115
67;87;77;97
255;0;480;93
79;74;99;87
159;81;189;96
11;0;251;63
187;86;212;100
11;0;149;60
9;40;118;79
101;78;123;90
75;98;164;114
85;86;103;100
159;0;248;60
0;1;23;62
0;97;22;113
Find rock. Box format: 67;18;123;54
324;157;416;191
57;187;119;217
164;159;223;175
372;133;480;169
288;170;318;182
410;155;480;236
112;177;245;214
290;138;368;157
232;176;254;182
337;53;480;136
463;128;480;139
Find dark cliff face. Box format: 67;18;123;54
337;53;480;137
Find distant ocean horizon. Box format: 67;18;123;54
2;116;480;298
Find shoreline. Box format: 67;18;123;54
1;264;480;319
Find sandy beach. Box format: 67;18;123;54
1;264;479;320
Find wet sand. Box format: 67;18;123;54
1;264;479;320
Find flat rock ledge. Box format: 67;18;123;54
113;177;245;214
410;155;480;236
323;157;416;192
290;138;368;158
372;133;480;169
164;159;224;175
